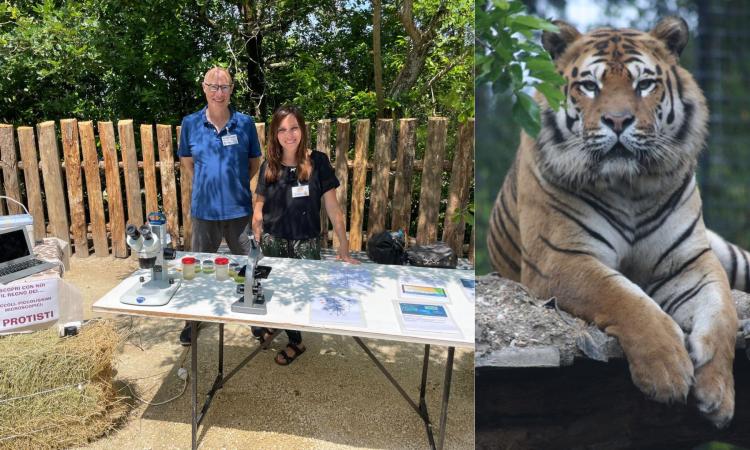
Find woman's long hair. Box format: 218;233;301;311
265;105;312;183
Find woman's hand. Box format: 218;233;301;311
252;195;265;241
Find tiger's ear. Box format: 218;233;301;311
542;20;581;61
650;16;689;57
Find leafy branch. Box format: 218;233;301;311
475;0;565;137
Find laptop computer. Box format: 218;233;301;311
0;225;57;284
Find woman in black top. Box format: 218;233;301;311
252;105;358;365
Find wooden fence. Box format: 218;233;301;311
0;117;474;261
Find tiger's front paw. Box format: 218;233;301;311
685;299;737;427
693;355;735;428
621;315;694;404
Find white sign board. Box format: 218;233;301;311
0;278;59;332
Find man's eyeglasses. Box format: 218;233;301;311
203;83;233;93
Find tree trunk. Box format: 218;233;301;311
387;0;448;101
373;0;384;118
239;1;266;119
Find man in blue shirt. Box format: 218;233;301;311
177;67;262;344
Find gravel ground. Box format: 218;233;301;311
475;274;583;366
476;273;750;368
65;256;474;449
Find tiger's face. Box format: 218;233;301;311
536;17;708;190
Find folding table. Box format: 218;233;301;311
92;253;474;449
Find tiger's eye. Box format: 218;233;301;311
637;79;655;91
579;81;598;94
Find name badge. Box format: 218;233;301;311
292;185;310;198
221;134;239;146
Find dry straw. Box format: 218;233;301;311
0;320;129;449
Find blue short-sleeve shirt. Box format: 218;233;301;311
178;107;262;220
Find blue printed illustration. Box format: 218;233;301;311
399;303;448;317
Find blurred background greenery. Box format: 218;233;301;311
0;0;473;125
476;0;750;274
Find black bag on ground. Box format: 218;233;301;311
367;230;405;265
405;242;457;268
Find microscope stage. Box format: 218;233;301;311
120;277;182;306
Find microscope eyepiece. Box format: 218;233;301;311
139;225;153;240
126;224;140;239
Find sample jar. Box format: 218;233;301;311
182;257;197;280
202;259;215;274
215;257;229;281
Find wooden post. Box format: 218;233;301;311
60;119;89;257
177;125;192;250
79;122;109;256
348;119;370;251
442;119;474;257
140;124;159;216
99;122;127;257
391;119;417;237
416;117;448;245
37;121;70;245
333;119;350;249
17;127;46;241
317;119;331;247
367;119;393;238
157;124;180;243
0;125;23;215
118;120;144;227
250;122;266;201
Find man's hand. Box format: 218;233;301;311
337;250;360;265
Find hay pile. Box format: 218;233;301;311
0;320;128;449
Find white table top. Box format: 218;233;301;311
92;253;475;349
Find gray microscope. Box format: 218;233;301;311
120;214;181;306
231;236;272;314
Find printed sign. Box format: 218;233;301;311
396;301;460;335
0;278;59;332
460;278;475;303
398;276;449;301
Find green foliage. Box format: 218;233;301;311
0;0;473;126
476;0;564;137
452;201;474;227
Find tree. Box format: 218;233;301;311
0;0;473;125
475;0;564;137
373;0;385;117
388;0;447;101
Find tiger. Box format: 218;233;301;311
487;16;745;427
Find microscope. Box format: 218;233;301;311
231;236;272;314
120;212;181;306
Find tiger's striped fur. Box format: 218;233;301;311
488;17;742;427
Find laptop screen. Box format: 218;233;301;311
0;229;31;263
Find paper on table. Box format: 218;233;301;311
397;276;449;302
396;302;460;335
310;295;365;327
460;278;475;303
327;267;374;291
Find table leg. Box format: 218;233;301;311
190;321;198;450
419;344;436;449
436;346;455;450
419;344;431;411
218;323;224;377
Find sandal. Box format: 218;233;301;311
275;342;306;366
251;327;276;346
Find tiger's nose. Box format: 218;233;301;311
601;111;635;135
